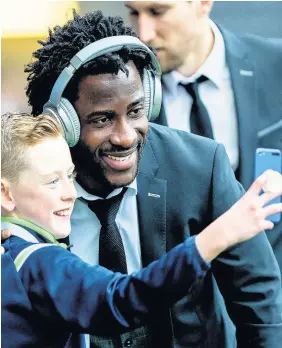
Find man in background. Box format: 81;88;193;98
125;0;282;270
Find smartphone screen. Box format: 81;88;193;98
254;148;282;223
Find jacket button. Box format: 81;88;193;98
124;338;133;347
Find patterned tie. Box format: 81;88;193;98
182;75;214;139
88;188;153;347
88;187;128;274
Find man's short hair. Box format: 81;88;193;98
1;112;62;183
25;10;155;116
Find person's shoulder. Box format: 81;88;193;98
145;123;220;174
220;25;282;54
6;236;70;266
3;236;37;261
148;123;217;151
148;122;209;141
141;125;228;192
242;33;282;53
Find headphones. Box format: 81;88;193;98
43;36;162;147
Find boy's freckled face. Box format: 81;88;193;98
10;137;77;239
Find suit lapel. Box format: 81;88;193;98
137;133;167;266
221;28;259;189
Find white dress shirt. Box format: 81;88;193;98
70;179;142;273
162;21;239;170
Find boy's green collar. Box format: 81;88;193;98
1;216;69;249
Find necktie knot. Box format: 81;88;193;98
182;75;208;97
88;188;127;226
180;75;214;139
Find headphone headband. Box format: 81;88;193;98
49;36;161;106
44;35;162;147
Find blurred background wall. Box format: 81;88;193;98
2;1;282;114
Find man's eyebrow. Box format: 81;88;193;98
125;4;135;10
125;3;171;11
127;97;144;110
83;98;144;119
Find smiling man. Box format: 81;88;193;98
21;10;282;348
71;61;148;196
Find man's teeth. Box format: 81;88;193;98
107;154;131;162
54;209;70;216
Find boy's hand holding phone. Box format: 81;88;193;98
262;169;282;194
196;170;282;262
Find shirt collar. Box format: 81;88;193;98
162;20;227;95
75;179;138;201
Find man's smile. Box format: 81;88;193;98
102;150;137;170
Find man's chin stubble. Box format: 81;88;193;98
72;135;147;194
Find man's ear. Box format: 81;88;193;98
1;179;16;213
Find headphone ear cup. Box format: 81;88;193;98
142;69;152;119
150;74;162;121
142;69;162;121
43;98;80;147
57;98;81;147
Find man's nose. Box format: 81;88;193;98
138;14;156;44
110;119;137;148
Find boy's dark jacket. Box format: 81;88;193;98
1;221;208;348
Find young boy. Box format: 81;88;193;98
1;112;282;347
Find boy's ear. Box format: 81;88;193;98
1;179;16;213
196;1;213;17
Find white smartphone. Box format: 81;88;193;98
254;148;282;223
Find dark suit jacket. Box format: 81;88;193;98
153;27;282;275
136;124;282;347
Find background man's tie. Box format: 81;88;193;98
182;75;214;139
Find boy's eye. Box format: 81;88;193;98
48;178;59;185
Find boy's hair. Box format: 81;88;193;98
1;112;62;183
25;10;155;116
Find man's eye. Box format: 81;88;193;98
129;108;143;118
97;117;109;123
150;8;167;16
129;10;139;17
89;116;110;125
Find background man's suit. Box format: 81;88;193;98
153;28;282;273
136;124;282;347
